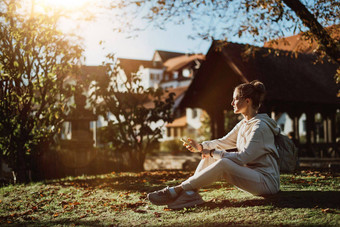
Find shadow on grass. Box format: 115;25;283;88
45;171;339;210
4;220;118;227
203;191;340;210
46;170;192;193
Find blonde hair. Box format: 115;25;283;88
235;80;266;109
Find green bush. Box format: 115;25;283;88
160;139;187;154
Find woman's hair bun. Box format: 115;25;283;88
235;80;266;110
250;80;266;95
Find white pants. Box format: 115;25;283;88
181;157;278;195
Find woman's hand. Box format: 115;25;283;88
182;138;203;153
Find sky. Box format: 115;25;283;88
30;0;209;65
28;0;339;67
32;0;255;66
79;18;212;66
31;0;242;66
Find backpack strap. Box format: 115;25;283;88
272;129;280;160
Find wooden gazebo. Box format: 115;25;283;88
179;41;339;157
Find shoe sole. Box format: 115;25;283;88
168;198;205;209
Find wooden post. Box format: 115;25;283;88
271;111;276;120
306;112;313;145
216;109;225;138
207;109;225;139
209;112;216;139
305;111;318;157
330;112;337;157
293;116;300;142
288;110;302;144
327;116;332;143
323;115;328;143
321;112;333;143
330;112;336;144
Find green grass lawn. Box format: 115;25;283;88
1;169;339;226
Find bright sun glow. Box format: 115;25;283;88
36;0;93;10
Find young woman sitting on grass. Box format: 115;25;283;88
148;80;281;209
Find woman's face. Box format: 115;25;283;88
231;89;248;114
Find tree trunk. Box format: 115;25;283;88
16;148;29;183
282;0;340;64
129;149;145;171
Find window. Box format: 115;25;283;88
182;69;190;78
167;127;171;137
150;73;154;80
173;72;178;79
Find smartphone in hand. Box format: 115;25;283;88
180;138;200;153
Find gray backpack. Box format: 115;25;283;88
273;131;298;173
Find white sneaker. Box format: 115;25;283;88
167;190;205;209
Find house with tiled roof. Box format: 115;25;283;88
117;52;205;91
118;58;164;89
117;51;206;141
78;50;206;144
161;54;205;89
152;50;185;63
160;86;204;140
263;24;340;54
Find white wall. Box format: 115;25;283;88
276;112;306;136
186;108;202;129
139;67;164;89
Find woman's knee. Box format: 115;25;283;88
215;158;236;171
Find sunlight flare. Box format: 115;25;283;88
35;0;93;10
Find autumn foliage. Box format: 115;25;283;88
1;169;339;226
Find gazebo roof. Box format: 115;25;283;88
179;41;339;113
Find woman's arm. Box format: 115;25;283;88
221;122;269;165
201;120;242;151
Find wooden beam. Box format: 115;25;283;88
207;109;225;139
